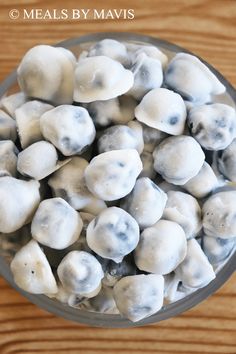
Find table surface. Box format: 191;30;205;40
0;0;236;353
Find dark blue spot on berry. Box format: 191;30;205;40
169;116;179;125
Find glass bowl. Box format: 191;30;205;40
0;32;235;328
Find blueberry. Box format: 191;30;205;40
74;111;86;123
215;132;223;141
61;136;81;154
169;116;179;125
117;232;128;241
215;118;226;128
107;255;137;278
118;162;125;167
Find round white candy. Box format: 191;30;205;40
48;156;106;213
31;198;83;249
135;88;186;135
73;56;134;103
85;96;136;128
134;220;187;274
84;149;143;201
175;239;215;288
86;207;140;263
0;109;17;141
162;191;202;239
10;239;58;294
57;251;104;296
203;191;236;239
17;141;61;180
183;162;218;198
165;53;225;103
0;140;18;177
0;177;40;233
15;100;53;149
129;53;163;100
40;105;96;156
188;103;236;150
218;139;236;181
98;124;142;154
17;45;76;105
153;135;205;185
113;274;164;322
121;177;167;229
202;234;236;266
87;39;129;66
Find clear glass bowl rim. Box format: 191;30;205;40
0;31;235;328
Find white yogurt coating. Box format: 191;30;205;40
86;207;140;263
135;88;187;135
162;191;202;239
153;135;205;185
1;36;235;323
31;198;83;250
87;39;129;66
17;141;64;180
0;177;40;233
127;43;168;68
73;56;134;103
203;191;236;239
202;234;236;268
57;251;104;296
0;109;17;141
175;239;216;288
128;53;163;100
10;239;58;294
15;100;53;149
183;162;218;198
165;52;226;103
98;124;143;154
134;220;187;274
0;140;18;177
17;45;76;105
84;149;143;201
40;105;96;156
188;103;236;150
113;274;164;322
121;177;167;229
